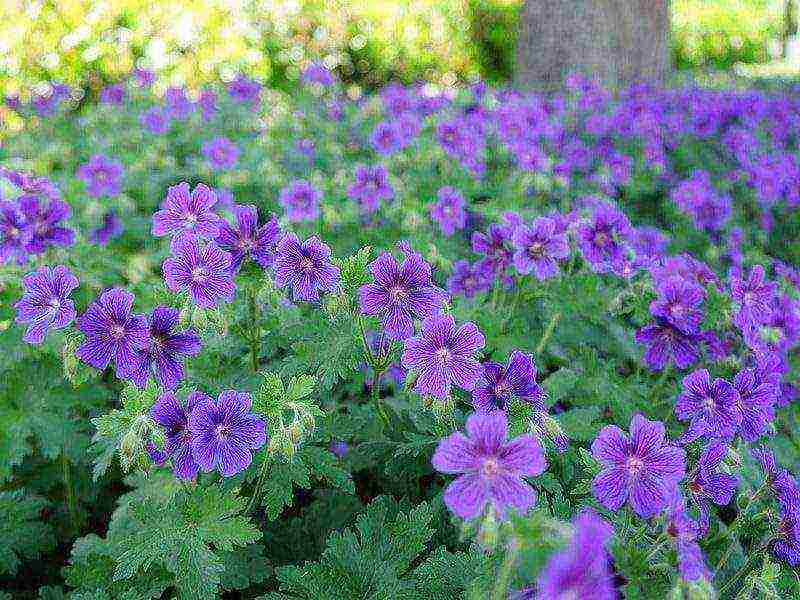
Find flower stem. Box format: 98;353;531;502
714;482;769;572
247;454;272;515
248;286;260;373
536;311;562;356
491;538;519;600
62;452;79;534
717;542;770;595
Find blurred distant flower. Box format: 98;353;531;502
347;165;393;214
77;154;124;198
202;137;239;171
164;86;194;120
100;84;125;106
279;179;322;223
140;106;170;135
430;186;466;237
90;211;123;246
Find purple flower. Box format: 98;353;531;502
279;180;322;223
274;234;340;303
447;260;493;299
17;194;75;255
150;391;203;480
430;187;466;237
152;182;223;240
472;223;514;280
14;265;78;344
512;217;570;280
89;211;123;246
227;75;261;108
164;86;194;120
347;165;394;214
731;265;777;326
775;509;800;566
635;319;701;372
187;390;267;477
139;107;170;135
473;350;545;412
733;367;777;442
1;201;28;264
201;137;240;171
536;509;617;600
402;314;485;399
75;288;149;380
359;249;447;340
577;202;632;274
133;68;156;88
687;442;739;526
215;205;280;272
370;121;403;155
591;414;686;518
198;89;218;121
329;440;349;458
100;84;125;106
77;154;124;198
650;278;705;336
675;369;741;440
431;411;547;520
301;62;335;87
163;237;236;308
133;306;201;389
665;488;711;581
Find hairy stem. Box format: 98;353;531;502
247;454;272;515
536;311;562;356
491;538;519;600
62;452;79;534
248;286;261;373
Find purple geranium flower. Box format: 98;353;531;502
347;165;394;214
432;411;547;520
665;487;711;581
89;211;123;246
473;350;545;412
536;509;617;600
133;68;156;88
139;107;170;135
164;86;194;120
187;390;267;477
227;75;262;108
215;205;280;272
163;237;236;308
430;186;466;237
100;84;125;106
76;154;124;198
198;89;218;121
152;182;223;240
274;234;340;303
301;62;335;87
675;369;741;440
447;260;493;299
370;121;403;155
687;442;739;528
1;201;29;265
591;414;686;517
402;314;485;399
733;367;777;442
635;319;700;372
17;194;75;255
279;180;322;223
577;202;632;273
359;249;447;340
133;306;202;389
650;277;705;335
512;217;570;280
472;223;515;281
149;391;203;480
731;265;777;326
75;288;149;380
14;265;79;344
201;137;240;171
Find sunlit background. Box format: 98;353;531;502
0;0;794;101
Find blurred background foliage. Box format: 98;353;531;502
0;0;791;99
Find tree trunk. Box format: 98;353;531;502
515;0;670;90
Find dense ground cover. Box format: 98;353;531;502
1;67;800;599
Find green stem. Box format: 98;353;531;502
372;368;390;429
714;483;769;573
248;286;260;373
717;545;769;595
62;452;79;534
491;539;519;600
536;311;562;355
644;533;669;562
247;454;272;515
